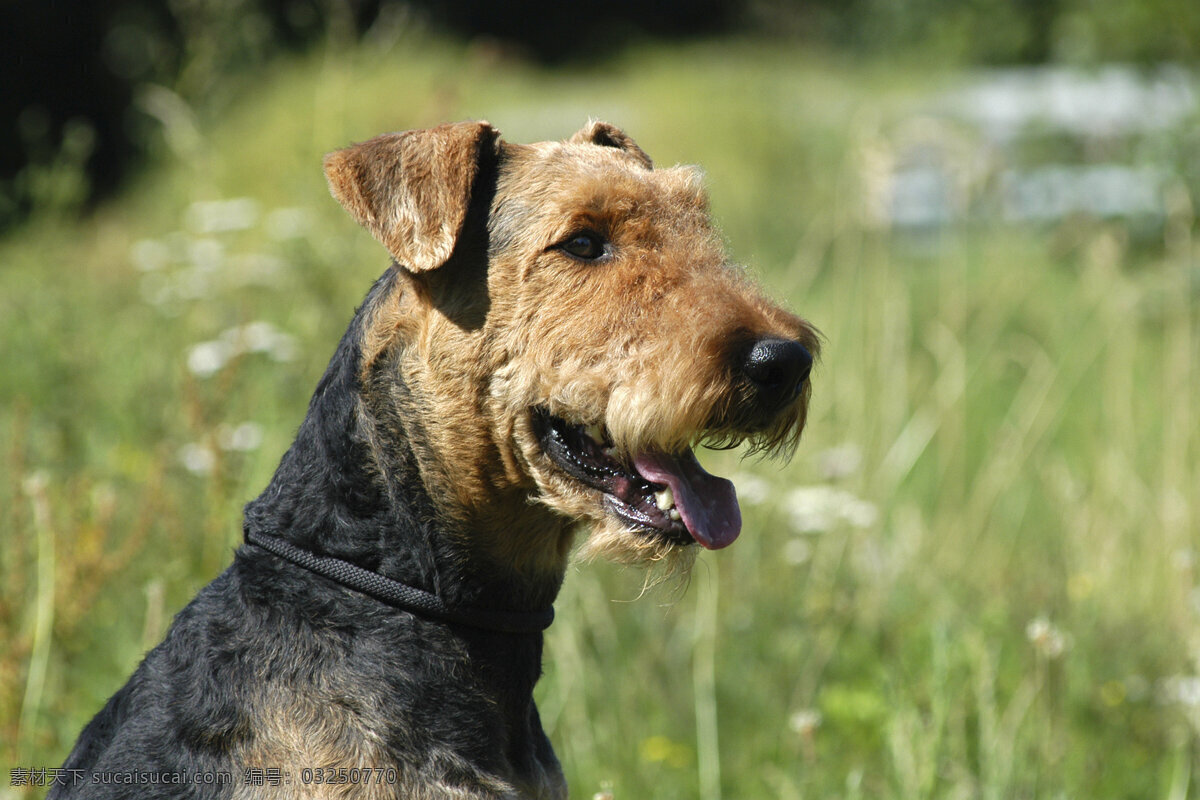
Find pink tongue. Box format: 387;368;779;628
633;450;742;550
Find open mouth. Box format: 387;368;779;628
531;408;742;549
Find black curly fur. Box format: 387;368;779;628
49;270;563;799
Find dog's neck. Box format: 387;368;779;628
239;275;563;779
238;325;559;785
242;271;566;618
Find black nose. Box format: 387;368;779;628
743;338;812;407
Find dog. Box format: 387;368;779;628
49;120;818;799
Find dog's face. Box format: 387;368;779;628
325;121;818;574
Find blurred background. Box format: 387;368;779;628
2;1;1199;797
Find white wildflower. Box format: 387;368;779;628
21;470;50;496
267;333;298;363
818;443;863;481
186;339;235;377
189;322;299;378
186;238;224;272
785;485;879;533
1161;675;1200;709
232;321;298;362
730;472;769;506
789;709;822;736
130;238;171;272
1025;616;1069;659
787;486;837;532
217;422;263;452
179;443;216;475
236;321;281;352
843;497;880;529
186;198;260;234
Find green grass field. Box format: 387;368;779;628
2;35;1198;799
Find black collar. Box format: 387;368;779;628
244;529;555;635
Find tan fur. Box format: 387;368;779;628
324;123;500;272
232;678;554;800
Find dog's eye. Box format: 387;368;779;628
560;232;607;261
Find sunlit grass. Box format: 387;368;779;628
2;34;1198;799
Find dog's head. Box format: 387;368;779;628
325;121;818;575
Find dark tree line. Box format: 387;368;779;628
2;0;1196;231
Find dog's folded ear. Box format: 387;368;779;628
570;121;652;169
324;121;500;272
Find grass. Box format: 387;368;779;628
2;33;1198;799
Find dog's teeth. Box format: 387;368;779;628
668;508;681;521
585;423;604;443
654;486;675;512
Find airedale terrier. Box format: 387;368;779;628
52;121;818;799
